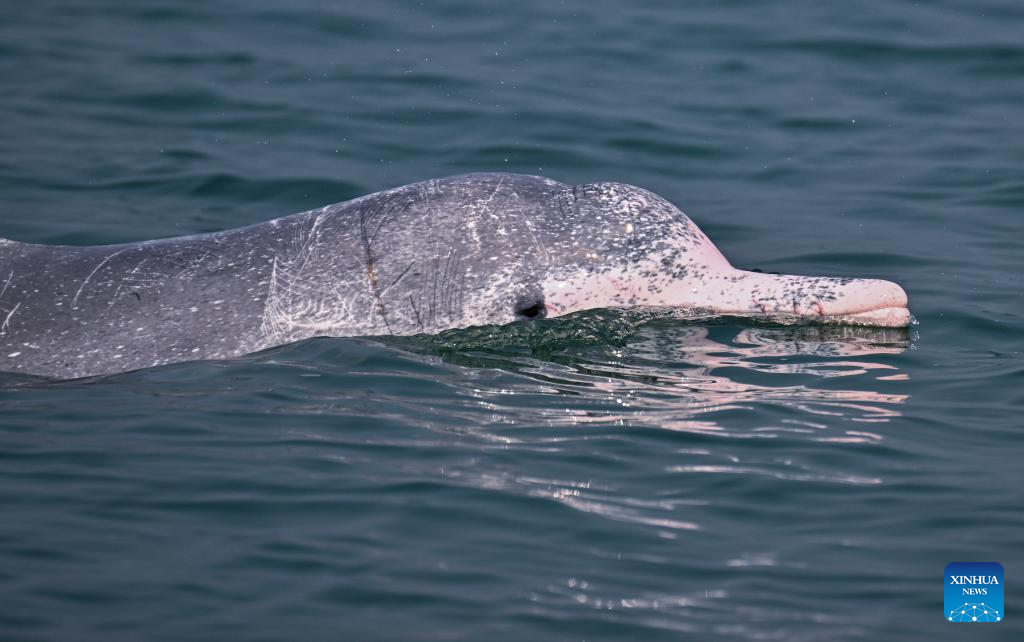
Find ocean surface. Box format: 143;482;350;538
1;0;1022;639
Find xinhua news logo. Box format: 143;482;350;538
945;562;1003;623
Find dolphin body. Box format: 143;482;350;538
0;173;909;379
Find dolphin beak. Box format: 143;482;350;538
816;278;910;327
703;270;911;328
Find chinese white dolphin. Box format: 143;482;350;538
0;173;909;378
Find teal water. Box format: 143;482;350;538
1;1;1022;640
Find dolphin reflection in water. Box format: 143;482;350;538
429;319;911;442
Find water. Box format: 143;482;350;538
1;0;1022;639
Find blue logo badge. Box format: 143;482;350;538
945;562;1003;622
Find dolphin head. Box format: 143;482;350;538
332;174;909;336
533;181;910;327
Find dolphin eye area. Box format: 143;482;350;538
514;297;547;320
517;304;544;318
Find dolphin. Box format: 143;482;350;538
0;173;909;379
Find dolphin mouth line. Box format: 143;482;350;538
820;305;912;328
731;305;911;328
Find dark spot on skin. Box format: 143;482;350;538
517;303;545;319
514;292;547;320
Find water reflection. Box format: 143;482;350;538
86;315;910;541
445;320;911;441
411;319;912;553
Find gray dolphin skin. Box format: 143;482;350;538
0;173;909;379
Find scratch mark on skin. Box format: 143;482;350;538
0;270;13;300
365;257;387;324
1;302;20;332
260;256;281;337
113;258;151;300
429;254;441;325
408;295;422;331
358;205;393;333
72;249;127;308
128;259;149;278
438;247;458;320
368;196;405;246
516;200;549;266
481;175;506;210
380;261;416;297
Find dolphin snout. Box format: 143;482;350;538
709;270;911;327
812;278;910;327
